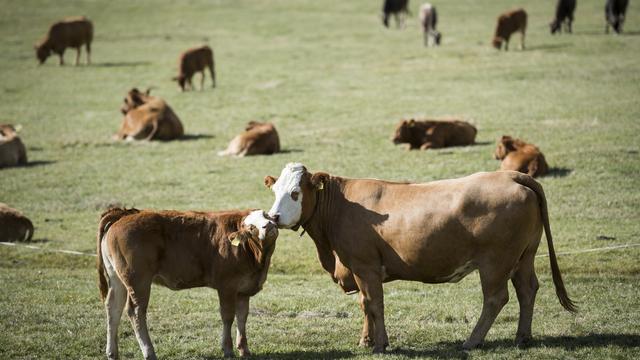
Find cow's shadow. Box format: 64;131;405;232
178;134;215;141
526;43;572;51
544;167;572;178
22;160;56;168
93;61;151;68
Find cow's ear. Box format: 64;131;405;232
264;176;277;188
245;121;259;131
311;172;329;191
408;119;416;127
501;136;516;151
228;231;242;246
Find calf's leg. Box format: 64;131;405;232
200;71;205;90
218;290;237;358
353;270;388;353
104;275;127;359
86;42;91;65
125;276;157;360
75;47;81;66
235;296;251;357
511;252;539;347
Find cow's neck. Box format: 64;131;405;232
301;177;346;275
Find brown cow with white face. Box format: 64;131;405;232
495;135;549;178
114;88;184;141
0;203;34;242
0;124;27;168
218;121;280;157
97;208;278;359
265;163;576;353
391;119;476;150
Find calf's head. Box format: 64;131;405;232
120;88;151;114
549;21;561;34
34;44;50;64
492;37;503;49
233;210;279;244
264;163;328;229
494;135;516;160
172;75;187;91
391;119;416;145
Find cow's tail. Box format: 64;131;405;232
23;217;34;242
512;173;578;313
97;207;138;301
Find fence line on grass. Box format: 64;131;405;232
2;241;640;259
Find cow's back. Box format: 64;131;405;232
49;17;93;48
442;121;476;146
0;136;27;167
181;46;213;73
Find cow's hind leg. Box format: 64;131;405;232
353;271;388;353
75;47;81;66
358;294;375;347
200;71;205;90
511;252;539;347
86;42;92;65
125;277;157;360
463;267;510;349
218;290;237;358
104;274;127;359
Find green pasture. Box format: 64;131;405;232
1;0;639;358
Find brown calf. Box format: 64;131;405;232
97;208;278;359
218;121;281;157
0;203;34;242
173;46;216;91
35;16;93;65
0;124;27;168
114;88;184;141
391;118;477;150
494;135;549;178
493;8;527;50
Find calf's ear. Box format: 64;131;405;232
264;176;277;188
228;231;245;247
311;172;329;191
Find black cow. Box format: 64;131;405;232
382;0;410;28
605;0;629;34
550;0;577;34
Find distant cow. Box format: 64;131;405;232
0;203;34;242
550;0;577;34
218;121;280;157
605;0;629;34
382;0;410;28
34;16;93;65
114;88;184;141
97;208;278;359
419;3;441;46
493;8;527;50
0;124;27;168
494;135;549;178
391;119;477;150
173;46;216;91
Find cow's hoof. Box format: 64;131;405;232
359;336;374;348
515;335;532;348
223;350;235;358
238;348;251;357
372;345;386;354
462;339;483;350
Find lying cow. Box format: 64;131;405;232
35;16;93;66
0;203;34;242
265;163;576;352
97;208;278;359
218;121;280;157
494;135;549;178
605;0;629;34
493;8;527;50
114;88;184;141
0;124;27;168
550;0;577;34
173;46;216;91
391;118;476;150
419;3;441;46
382;0;410;28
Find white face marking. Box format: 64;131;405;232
243;210;277;240
268;163;305;228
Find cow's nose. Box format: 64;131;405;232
270;214;280;223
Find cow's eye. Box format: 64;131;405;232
291;191;299;201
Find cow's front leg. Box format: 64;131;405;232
353;270;388;353
235;295;251;357
218;290;237;358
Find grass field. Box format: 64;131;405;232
1;0;639;358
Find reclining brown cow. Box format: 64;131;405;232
495;135;549;178
0;124;27;168
114;88;184;141
264;163;576;353
0;203;34;242
218;121;280;157
97;208;278;359
392;118;477;150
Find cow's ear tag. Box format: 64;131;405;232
229;233;241;247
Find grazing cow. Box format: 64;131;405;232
218;121;281;157
34;16;93;65
97;208;278;359
114;88;184;141
493;8;527;50
0;124;27;168
550;0;577;34
0;203;34;242
494;136;549;178
605;0;629;34
173;46;216;91
391;118;476;150
382;0;410;28
264;163;576;352
419;3;441;46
